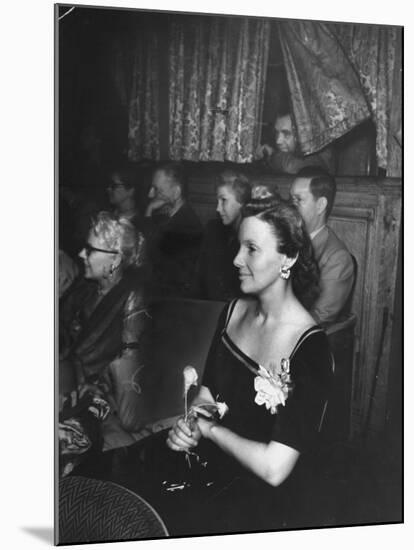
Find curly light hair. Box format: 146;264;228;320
90;211;145;269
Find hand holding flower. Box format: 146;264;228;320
186;399;228;440
166;416;202;453
170;367;229;464
189;400;229;421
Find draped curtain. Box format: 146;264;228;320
278;21;371;155
169;17;270;162
278;21;402;175
111;16;401;174
128;31;161;161
332;24;402;175
110;27;161;161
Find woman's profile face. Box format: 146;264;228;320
79;231;119;282
234;216;285;295
216;185;242;227
107;174;133;208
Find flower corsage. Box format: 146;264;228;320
254;358;293;414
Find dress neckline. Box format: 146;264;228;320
221;299;322;374
222;325;321;370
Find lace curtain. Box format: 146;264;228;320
168;16;270;162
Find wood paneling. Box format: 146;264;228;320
187;170;402;440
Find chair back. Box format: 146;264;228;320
323;313;357;442
147;298;226;422
320;253;357;440
58;475;169;544
337;254;358;320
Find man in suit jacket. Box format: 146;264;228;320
290;167;354;325
144;162;203;298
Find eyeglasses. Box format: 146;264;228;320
83;243;119;257
107;183;125;190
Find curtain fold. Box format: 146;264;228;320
110;27;161;161
128;31;161;161
110;16;401;175
169;16;270;162
278;20;371;155
332;23;401;174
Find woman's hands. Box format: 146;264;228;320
166;412;218;452
166;386;219;452
195;415;217;440
166;416;202;452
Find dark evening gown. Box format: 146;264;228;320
76;299;333;535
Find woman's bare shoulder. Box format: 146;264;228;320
289;301;316;328
232;296;256;319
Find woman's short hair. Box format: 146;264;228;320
109;164;137;192
216;170;252;205
90;211;145;269
242;188;320;308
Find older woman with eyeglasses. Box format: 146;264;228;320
59;211;151;475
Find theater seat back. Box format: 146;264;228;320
148;298;226;422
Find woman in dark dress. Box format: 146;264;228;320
195;170;252;301
74;190;332;536
97;189;332;536
161;189;332;530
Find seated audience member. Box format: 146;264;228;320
59;212;151;474
256;111;335;175
290;167;354;325
107;165;141;228
144;162;203;298
59;249;80;299
59;184;104;255
94;190;332;535
195;170;252;301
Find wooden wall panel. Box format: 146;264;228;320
188;170;402;440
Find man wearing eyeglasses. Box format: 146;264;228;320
145;162;203;298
